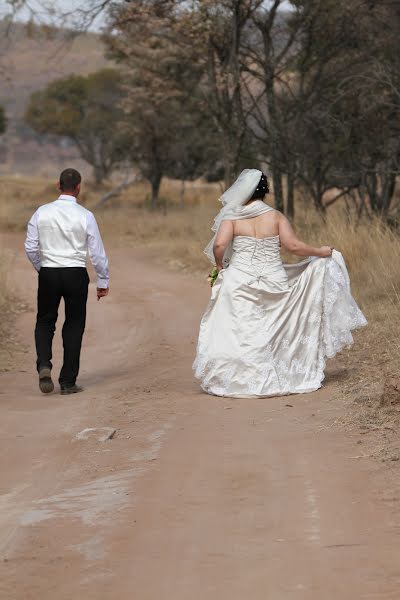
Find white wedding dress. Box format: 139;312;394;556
193;235;367;398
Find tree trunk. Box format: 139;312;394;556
265;76;284;213
150;174;162;210
180;179;186;209
95;174;139;208
271;162;284;212
313;193;326;214
366;172;378;214
93;165;105;185
381;170;396;218
313;164;326;214
286;171;295;219
222;139;236;189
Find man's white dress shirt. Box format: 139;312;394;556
25;194;109;289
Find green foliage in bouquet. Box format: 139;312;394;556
207;266;219;287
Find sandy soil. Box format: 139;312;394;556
1;234;400;600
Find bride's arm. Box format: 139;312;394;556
213;220;234;270
278;214;333;258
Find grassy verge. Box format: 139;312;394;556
0;248;20;371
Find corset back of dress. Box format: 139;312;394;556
230;235;286;282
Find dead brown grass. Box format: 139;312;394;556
0;249;12;310
0;247;20;370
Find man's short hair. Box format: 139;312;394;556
59;168;82;192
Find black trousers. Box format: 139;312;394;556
35;267;89;386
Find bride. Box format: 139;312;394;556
193;169;367;398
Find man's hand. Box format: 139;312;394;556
97;287;109;301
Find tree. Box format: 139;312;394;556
108;0;264;188
116;68;223;209
240;1;361;214
238;0;400;219
343;1;400;219
174;0;263;187
240;0;297;213
25;69;129;183
281;1;363;213
107;1;226;208
165;107;227;208
288;0;400;218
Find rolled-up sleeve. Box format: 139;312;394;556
87;212;110;288
25;210;41;272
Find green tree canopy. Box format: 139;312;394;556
25;69;129;183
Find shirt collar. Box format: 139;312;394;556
58;194;77;203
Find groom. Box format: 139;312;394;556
25;168;110;395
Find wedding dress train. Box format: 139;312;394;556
193;235;367;398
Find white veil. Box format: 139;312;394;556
204;169;274;265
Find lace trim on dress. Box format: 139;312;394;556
193;251;367;398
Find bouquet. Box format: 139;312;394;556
207;266;219;287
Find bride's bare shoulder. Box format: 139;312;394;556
273;210;290;224
260;209;281;224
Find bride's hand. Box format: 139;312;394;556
319;246;334;257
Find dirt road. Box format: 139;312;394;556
1;234;400;599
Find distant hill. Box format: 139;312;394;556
0;21;112;177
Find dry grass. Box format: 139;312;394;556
0;175;54;230
96;204;217;271
293;207;400;451
0;249;12;311
292;205;400;433
0;247;20;370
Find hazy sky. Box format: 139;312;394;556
0;0;294;31
0;0;108;30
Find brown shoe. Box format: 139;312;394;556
39;368;54;394
60;384;83;395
